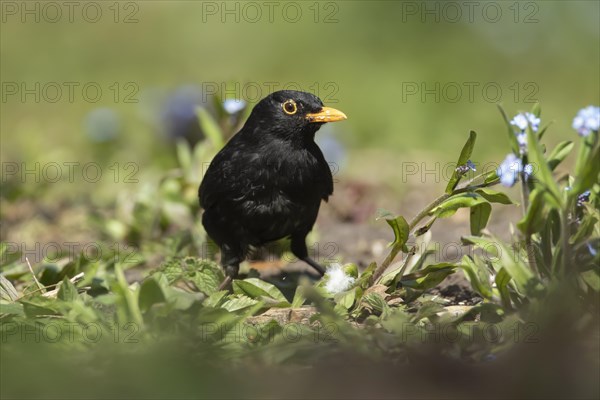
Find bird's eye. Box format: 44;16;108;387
282;100;297;115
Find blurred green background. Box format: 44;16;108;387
1;0;599;192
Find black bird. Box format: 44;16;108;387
199;90;347;281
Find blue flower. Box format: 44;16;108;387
510;114;528;131
223;99;246;115
510;112;540;154
516;132;527;149
572;106;600;137
510;112;540;133
455;160;477;176
161;85;208;143
497;154;532;187
577;190;591;207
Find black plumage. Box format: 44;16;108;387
199;90;347;279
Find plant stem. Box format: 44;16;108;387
560;207;571;276
371;176;499;284
408;193;452;231
520;173;539;277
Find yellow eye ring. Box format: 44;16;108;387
282;100;297;115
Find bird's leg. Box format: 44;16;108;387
218;244;243;290
291;234;326;276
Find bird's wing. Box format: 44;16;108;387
308;143;334;201
199;142;262;210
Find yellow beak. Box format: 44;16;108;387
306;107;347;123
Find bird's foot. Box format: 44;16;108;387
217;265;239;291
217;276;233;291
301;256;326;277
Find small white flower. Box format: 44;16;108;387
324;263;355;294
510;114;529;131
510;112;540;133
526;113;541;132
516;132;527;147
572;105;600;137
223;99;246;114
497;154;521;187
497;154;532;187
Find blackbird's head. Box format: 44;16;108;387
245;90;347;141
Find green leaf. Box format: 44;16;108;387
498;105;520;155
377;210;409;252
517;188;546;235
196;107;224;149
233;278;287;303
475;188;515;205
446;130;477;193
163;287;202;310
531;103;541;118
411;301;445;323
547;141;574;171
356;262;377;289
291;285;306;308
573;135;600;195
175;139;192;170
202;290;229;308
343;263;359;278
112;263;144;328
0;243;21;268
221;294;259;312
0;300;24;316
431;193;486;218
57;277;77;301
21;298;60;317
191;263;224;296
462;236;538;296
0;275;19;302
156;257;225;296
570;214;598;246
581;269;600;292
470;203;492;235
495;268;513;309
334;287;357;310
400;263;456;291
458;256;493;299
484;170;500;185
526;125;562;208
138;278;166;312
361;292;389;316
537;122;552;140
